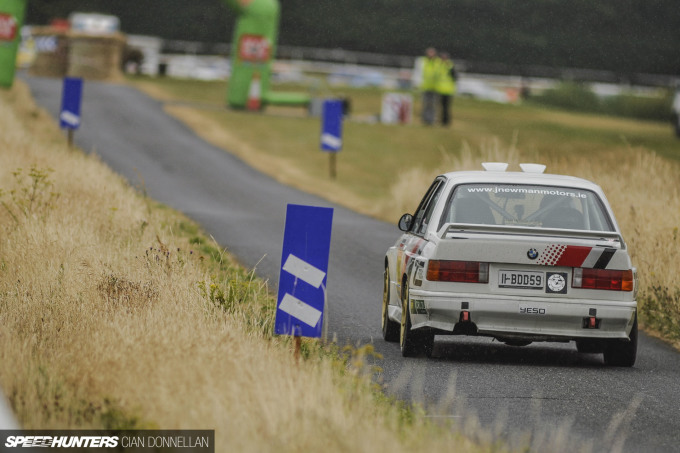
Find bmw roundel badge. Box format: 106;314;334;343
527;248;539;260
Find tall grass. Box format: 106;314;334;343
0;81;504;451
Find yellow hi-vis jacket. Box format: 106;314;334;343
420;57;441;91
436;60;456;95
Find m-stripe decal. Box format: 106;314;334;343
593;248;617;269
581;247;604;268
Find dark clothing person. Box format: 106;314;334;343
419;47;441;125
436;53;457;126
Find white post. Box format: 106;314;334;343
0;389;19;429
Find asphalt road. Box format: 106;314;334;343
24;75;680;453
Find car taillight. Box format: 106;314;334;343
572;268;633;291
427;260;489;283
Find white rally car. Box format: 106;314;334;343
382;163;638;366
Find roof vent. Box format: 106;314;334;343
482;162;508;172
520;163;546;174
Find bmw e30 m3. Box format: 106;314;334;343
382;163;637;366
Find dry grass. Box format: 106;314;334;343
0;81;502;452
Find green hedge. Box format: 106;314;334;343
530;82;674;122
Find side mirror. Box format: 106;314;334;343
398;213;413;232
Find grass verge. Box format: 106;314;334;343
0;80;509;451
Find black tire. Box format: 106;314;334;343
400;280;434;357
603;314;638;367
575;339;605;354
381;266;400;342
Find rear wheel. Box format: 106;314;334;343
381;266;400;342
603;314;638;367
400;280;434;357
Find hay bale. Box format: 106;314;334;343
67;32;125;81
28;27;69;78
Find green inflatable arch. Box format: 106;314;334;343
0;0;27;88
222;0;309;109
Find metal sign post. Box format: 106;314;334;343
59;77;83;148
275;204;334;360
320;99;343;180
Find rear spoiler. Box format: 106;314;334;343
439;223;625;245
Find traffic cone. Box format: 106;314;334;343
247;72;262;111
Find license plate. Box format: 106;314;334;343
498;270;544;289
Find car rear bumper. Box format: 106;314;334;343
408;289;636;341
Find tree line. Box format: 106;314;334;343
25;0;680;75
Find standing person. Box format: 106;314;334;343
436;52;457;127
419;47;441;125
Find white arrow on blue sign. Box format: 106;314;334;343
320;99;343;152
275;204;334;338
59;77;83;131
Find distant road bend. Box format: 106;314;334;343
24;75;680;453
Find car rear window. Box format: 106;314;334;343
441;184;615;232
